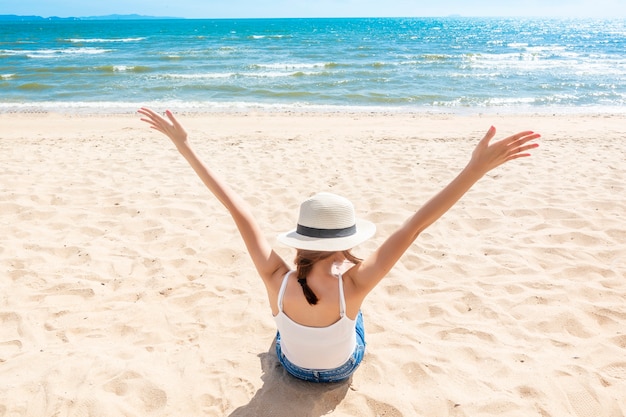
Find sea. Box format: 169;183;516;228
1;17;625;114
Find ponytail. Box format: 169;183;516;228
295;252;323;305
297;277;319;305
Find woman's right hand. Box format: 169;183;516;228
138;107;189;149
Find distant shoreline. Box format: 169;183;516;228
2;15;622;21
0;14;183;21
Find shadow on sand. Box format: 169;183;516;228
228;338;351;417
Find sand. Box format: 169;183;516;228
1;111;625;416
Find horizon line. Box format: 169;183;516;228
2;13;623;20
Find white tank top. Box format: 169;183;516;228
274;271;357;370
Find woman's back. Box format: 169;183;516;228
274;270;358;370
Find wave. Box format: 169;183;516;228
250;62;327;70
255;62;348;69
105;65;152;73
1;48;112;59
33;66;82;73
17;82;52;90
66;37;147;43
3;64;153;80
463;52;626;76
2;99;622;116
160;70;333;80
394;54;453;63
14;64;152;75
247;34;292;40
162;73;236;79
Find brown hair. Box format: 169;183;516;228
295;249;362;305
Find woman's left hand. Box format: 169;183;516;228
468;126;540;175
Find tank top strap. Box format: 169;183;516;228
277;270;292;313
338;273;346;318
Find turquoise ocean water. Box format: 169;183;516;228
1;17;625;113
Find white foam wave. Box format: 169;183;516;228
3;48;112;58
162;70;315;79
0;100;434;115
247;71;301;78
253;62;326;70
67;37;146;43
113;65;147;72
2;100;624;116
249;34;290;40
164;73;235;79
465;52;626;75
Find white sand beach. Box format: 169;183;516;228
1;112;625;416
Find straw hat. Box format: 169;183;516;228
277;192;375;251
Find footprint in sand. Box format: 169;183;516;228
557;373;621;417
103;371;167;412
0;312;24;361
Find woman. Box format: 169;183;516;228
138;107;540;382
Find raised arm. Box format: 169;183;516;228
349;126;540;295
138;108;288;283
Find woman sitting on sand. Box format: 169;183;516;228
138;107;539;383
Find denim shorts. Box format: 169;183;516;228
275;311;366;383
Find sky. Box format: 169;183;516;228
2;0;625;19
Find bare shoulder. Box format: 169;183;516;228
263;265;291;316
265;265;291;293
341;265;369;318
342;264;367;300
